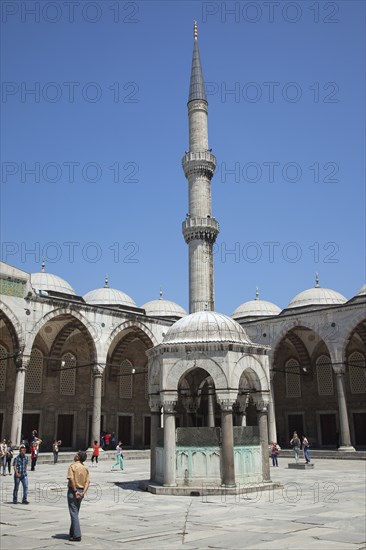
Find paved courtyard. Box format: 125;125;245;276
1;457;365;549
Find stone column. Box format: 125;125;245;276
207;382;215;428
10;355;29;446
256;402;271;482
163;401;177;486
268;374;277;444
150;406;161;482
91;370;103;446
219;401;235;487
333;365;355;451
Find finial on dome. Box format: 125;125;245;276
255;287;259;300
105;274;109;288
41;257;45;272
194;20;198;40
159;288;163;300
315;272;320;288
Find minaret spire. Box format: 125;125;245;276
182;23;219;313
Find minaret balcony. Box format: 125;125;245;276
182;150;216;179
182;216;220;244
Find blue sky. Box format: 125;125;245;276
1;0;365;314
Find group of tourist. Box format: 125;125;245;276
100;430;116;450
91;439;124;470
269;432;311;466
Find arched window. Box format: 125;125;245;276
349;351;366;394
90;370;105;397
60;352;76;395
25;349;43;393
285;358;301;397
0;344;7;392
119;359;133;399
316;355;333;395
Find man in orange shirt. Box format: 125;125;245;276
66;451;90;542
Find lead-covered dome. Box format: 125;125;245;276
232;290;281;320
356;284;366;296
83;275;136;307
287;275;346;309
162;311;250;345
142;297;186;318
31;271;75;295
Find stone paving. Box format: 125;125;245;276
1;456;365;549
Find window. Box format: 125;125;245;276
25;349;43;393
119;359;133;399
60;352;76;395
316;355;333;395
285;358;301;397
349;352;366;394
0;345;7;391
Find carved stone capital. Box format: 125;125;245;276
333;364;346;376
163;401;177;414
217;398;235;412
149;395;162;412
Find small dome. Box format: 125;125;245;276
83;287;136;307
31;271;75;295
232;299;281;319
142;299;186;318
288;287;347;309
163;311;250;345
232;289;281;320
357;284;366;296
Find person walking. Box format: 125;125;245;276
103;431;111;450
270;441;279;467
302;435;311;463
66;451;90;542
290;431;301;463
53;440;62;464
0;438;8;475
6;441;14;474
30;439;41;471
111;441;124;471
91;441;99;466
13;445;29;504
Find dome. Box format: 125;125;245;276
288;287;347;309
162;311;250;345
232;290;281;320
142;298;186;318
31;271;75;295
83;287;136;307
356;284;366;296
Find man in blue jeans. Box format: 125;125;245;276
13;445;29;504
67;451;90;542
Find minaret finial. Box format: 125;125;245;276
41;257;45;272
315;272;320;288
194;20;198;41
255;287;259;300
105;273;109;288
159;288;163;300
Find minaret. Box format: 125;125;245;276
182;21;219;313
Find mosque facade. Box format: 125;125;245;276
0;25;365;455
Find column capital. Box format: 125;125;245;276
92;366;103;378
217;398;235;412
163;401;177;414
252;392;270;412
149;395;162;412
333;364;346;375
